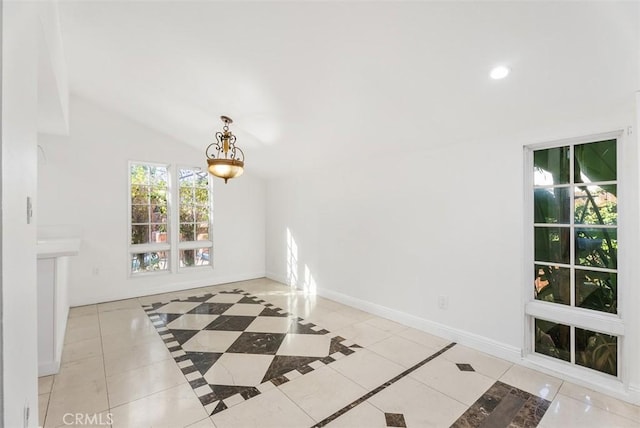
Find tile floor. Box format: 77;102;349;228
38;278;640;428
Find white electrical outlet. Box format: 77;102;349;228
437;295;449;310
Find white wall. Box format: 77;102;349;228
2;2;39;426
38;96;265;306
266;114;640;402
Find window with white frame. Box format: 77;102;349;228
178;167;212;268
527;136;620;377
129;163;213;274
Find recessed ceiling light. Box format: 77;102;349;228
490;66;510;80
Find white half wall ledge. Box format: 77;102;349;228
70;271;266;307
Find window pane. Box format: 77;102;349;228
150;166;168;186
576;270;617;314
150;205;167;223
150;224;167;243
131;251;169;273
535;227;570;264
179;169;194;187
575;329;617;376
195;207;209;223
131;185;149;204
131;205;149;223
150;189;167;205
534;147;569;185
575;185;617;225
535;318;570;362
534;265;570;306
574;139;616;184
196;223;209;240
180;248;210;267
180;223;195;241
534;187;570;224
195;172;208;188
131;164;150;185
180;249;196;267
131;225;149;244
180;187;194;205
194;188;208;203
575;228;617;269
180;207;194;223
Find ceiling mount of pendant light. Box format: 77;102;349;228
205;115;245;183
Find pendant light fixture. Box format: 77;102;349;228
206;115;245;183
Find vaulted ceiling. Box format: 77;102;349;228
58;1;639;177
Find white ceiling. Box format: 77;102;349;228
58;1;639;178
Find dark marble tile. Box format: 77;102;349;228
187;302;234;315
384;412;407;427
211;401;228;415
226;332;286;355
452;381;551;428
207;384;256;402
320;356;335;364
203;315;256;331
238;296;261;304
457;363;475;372
183;294;214;302
329;336;352;355
154;313;183;324
270;376;289;386
259;307;289;317
240;387;261;400
189;377;208;389
169;329;199;345
478;393;525;428
288;321;326;335
185;351;223;375
261;355;320;383
181;365;199;376
297;364;314;374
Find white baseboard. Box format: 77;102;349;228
316;286;522;363
70;271;266;306
39;360;60;377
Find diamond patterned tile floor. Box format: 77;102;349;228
142;289;362;416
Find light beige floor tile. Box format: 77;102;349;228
166;314;219;330
53;355;106;391
45;380;109;428
39;393;50;427
326;401;387;428
207;293;244;304
368;376;467;427
65;321;101;344
539;394;639;428
558;382;640;423
101;328;161;355
104;339;171;377
106;358;186;407
39;375;54;395
363;316;407;334
280;365;367;421
334;306;375;322
499;364;562;401
61;336;103;363
276;334;331;357
212;387;315;428
334;321;392;347
409;356;495;406
440;344;513;380
110;383;208;428
246;316;294;333
221;303;265;316
66;313;100;331
185;417;217;428
368;335;439;368
203;353;274;386
182;330;242;353
330;349;405;390
68;304;98;318
397;327;451;349
153;301;201;314
98;298;141;313
304;310;362;332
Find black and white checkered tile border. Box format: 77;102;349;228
142;288;363;416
